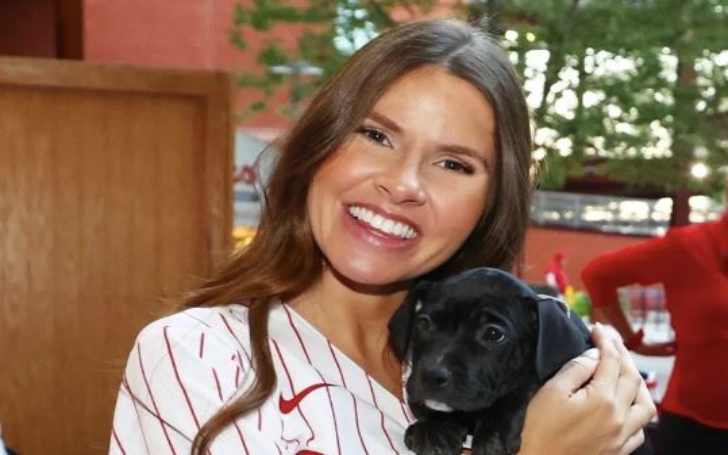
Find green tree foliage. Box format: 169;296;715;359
230;0;728;197
491;0;728;198
230;0;432;117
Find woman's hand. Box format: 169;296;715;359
518;323;656;455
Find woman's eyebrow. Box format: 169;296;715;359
367;111;402;133
440;144;491;169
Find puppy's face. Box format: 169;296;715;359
404;271;538;413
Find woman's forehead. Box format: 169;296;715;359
367;66;496;156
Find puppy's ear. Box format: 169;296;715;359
535;296;593;382
388;281;430;361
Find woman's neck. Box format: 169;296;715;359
288;269;408;396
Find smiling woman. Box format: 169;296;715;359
109;18;654;455
307;66;494;287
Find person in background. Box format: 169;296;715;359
110;18;655;455
581;180;728;454
545;251;570;295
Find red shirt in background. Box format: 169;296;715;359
545;252;569;294
582;212;728;430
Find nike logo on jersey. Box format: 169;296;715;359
279;383;334;414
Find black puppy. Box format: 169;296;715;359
389;267;592;455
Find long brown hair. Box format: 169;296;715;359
188;18;533;453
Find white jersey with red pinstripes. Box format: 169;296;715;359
109;302;417;454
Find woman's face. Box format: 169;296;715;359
307;65;497;287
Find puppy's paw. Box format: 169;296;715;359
404;419;467;455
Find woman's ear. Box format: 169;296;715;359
388;281;430;361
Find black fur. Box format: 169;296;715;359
389;267;592;455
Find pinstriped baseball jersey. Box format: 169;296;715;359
109;302;417;454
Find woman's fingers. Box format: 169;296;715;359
587;323;623;395
614;337;643;416
549;348;600;395
618;429;646;455
523;323;657;455
611;332;656;453
624;379;657;437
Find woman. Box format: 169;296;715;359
582;183;728;454
110;19;654;454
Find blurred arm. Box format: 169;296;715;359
582;237;677;356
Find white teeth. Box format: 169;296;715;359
372;214;385;230
347;205;417;239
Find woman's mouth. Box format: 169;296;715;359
346;205;418;240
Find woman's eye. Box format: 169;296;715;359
437;159;474;175
357;127;392;147
481;325;505;343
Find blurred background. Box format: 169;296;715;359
1;0;726;453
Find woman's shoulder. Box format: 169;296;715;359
115;304;273;452
131;304;253;367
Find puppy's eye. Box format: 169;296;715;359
415;314;433;333
481;325;506;344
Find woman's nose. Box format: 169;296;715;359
374;159;426;205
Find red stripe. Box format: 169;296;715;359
212;368;223;401
219;313;244;349
227;308;248;326
366;375;400;454
272;338;318;445
137;342;178;455
236;351;246;371
352;398;370;455
316;370;342;455
121;378;189;441
282;304;312;363
400;401;413;424
233;421;251;455
164;326;202;430
238;350;262;431
284;305;342;454
233;350;261;429
198;332;205;358
222;312;262;430
111;427;127;455
327;342;347;388
212;360;249;454
226;309;257;367
221;313;252;369
257;404;262;432
328;342;370;455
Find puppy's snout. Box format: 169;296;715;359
422;365;452;389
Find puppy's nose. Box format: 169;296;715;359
422;366;451;388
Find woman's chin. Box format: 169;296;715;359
326;261;414;295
